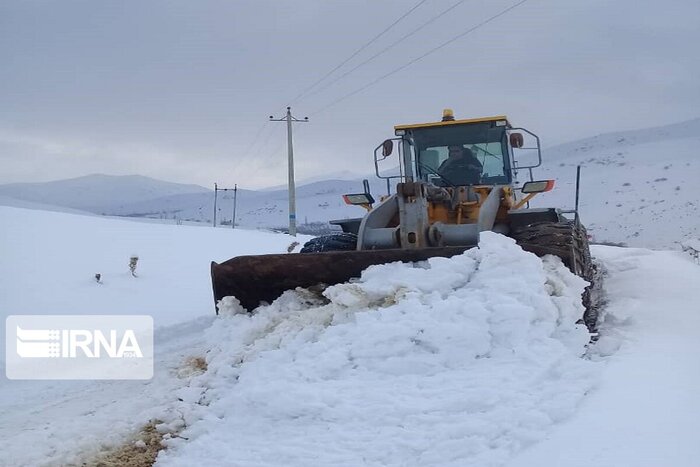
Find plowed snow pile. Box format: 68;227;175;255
155;233;599;467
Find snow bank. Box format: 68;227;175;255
155;233;597;467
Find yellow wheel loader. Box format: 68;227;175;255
211;110;598;330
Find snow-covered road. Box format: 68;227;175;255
1;206;698;466
507;246;700;466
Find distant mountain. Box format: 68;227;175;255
260;170;365;191
0;174;209;212
103;178;389;230
1;119;697;248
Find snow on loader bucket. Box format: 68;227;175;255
210;246;472;312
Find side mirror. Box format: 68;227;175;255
521;180;555;193
509;133;524;149
382;139;394;157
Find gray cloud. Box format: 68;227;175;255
1;0;698;188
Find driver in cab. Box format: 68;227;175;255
438;145;483;185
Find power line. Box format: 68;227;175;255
309;0;469;98
287;0;429;107
248;124;273;158
310;0;530;116
241;121;268;156
239;104;290;162
254;124;285;164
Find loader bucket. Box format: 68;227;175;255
211;246;473;312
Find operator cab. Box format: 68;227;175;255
394;111;513;187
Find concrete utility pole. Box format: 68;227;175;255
270;107;308;236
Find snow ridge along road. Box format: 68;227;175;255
154;233;599;467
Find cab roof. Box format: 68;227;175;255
394;115;510;131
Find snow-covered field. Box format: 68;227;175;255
0;206;306;332
1;206;699;466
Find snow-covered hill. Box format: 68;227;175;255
260;169;366;191
0;206;698;466
533;118;700;249
0;174;209;213
0;195;95;216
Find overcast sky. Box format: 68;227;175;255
1;0;698;188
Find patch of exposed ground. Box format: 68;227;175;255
79;421;165;467
176;356;207;378
77;354;207;466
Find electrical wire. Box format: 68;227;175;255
250;123;277;160
241;121;268;156
310;0;530;116
238;103;292;164
287;0;429;107
256;123;288;165
308;0;469;98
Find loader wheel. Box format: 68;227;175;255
509;220;601;333
300;233;358;253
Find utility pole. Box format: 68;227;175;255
232;184;237;229
213;183;218;227
213;183;238;228
270;107;308;236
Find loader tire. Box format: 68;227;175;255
510;220;601;333
300;233;358;253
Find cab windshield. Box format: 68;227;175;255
408;122;510;186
